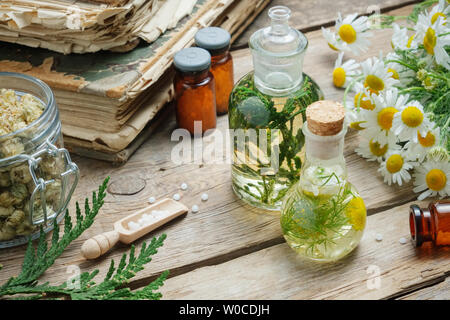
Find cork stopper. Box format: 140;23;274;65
306;100;345;136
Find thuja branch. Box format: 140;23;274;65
0;177;169;300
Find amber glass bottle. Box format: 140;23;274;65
195;27;234;115
410;201;450;247
173;47;217;134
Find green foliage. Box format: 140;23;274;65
229;73;323;205
0;177;168;300
281;174;355;254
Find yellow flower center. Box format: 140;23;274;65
386;154;404;173
354;93;375;110
406;34;415;48
369;140;388;157
328;42;339;51
426;169;447;191
377;107;398;130
350;121;366;130
365;75;385;93
431;12;446;24
423;27;436;55
333;67;346;87
417;131;436;147
388;68;399;80
339;24;357;44
401;106;423;128
345;197;366;231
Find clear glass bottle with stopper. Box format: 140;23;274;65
228;6;323;211
281;101;366;262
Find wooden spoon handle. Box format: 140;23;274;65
81;230;120;260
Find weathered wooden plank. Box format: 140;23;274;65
233;0;419;48
399;278;450;300
0;5;421;295
160;201;450;300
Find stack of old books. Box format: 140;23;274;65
0;0;270;163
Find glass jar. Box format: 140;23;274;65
0;72;79;248
280;101;366;262
174;47;217;134
195;27;234;115
228;6;323;210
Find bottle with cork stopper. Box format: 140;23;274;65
281;100;367;262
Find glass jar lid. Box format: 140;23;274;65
195;27;231;52
174;47;211;72
249;6;308;96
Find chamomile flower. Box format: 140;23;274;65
356;130;400;162
378;150;415;186
332;52;360;88
361;57;399;94
428;0;450;25
391;23;418;50
404;127;440;162
360;88;409;144
413;160;450;200
415;13;450;70
335;13;373;55
393;100;432;142
385;52;416;87
322;27;345;51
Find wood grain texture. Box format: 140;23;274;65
399;278;450;300
0;4;434;299
160;201;450;300
232;0;420;48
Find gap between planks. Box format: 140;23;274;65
160;201;450;300
231;0;422;50
0;3;431;297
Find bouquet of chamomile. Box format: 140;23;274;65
322;0;450;200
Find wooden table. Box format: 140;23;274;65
1;0;449;300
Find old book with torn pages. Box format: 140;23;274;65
0;0;270;163
0;0;198;53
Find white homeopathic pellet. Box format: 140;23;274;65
148;197;156;204
192;205;199;213
399;237;407;244
375;234;383;242
173;193;181;201
201;193;209;201
181;183;188;190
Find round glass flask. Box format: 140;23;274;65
228;6;323;210
280;101;366;262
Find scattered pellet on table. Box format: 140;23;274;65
173;193;181;201
181;183;188;190
399;237;407;244
201;193;209;201
192;205;199;213
375;234;383;242
148;197;156;204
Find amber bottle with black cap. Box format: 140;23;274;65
195;27;234;115
410;201;450;247
173;47;217;134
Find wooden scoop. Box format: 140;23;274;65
81;198;188;260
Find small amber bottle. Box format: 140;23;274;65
410;201;450;247
173;47;217;134
195;27;234;115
